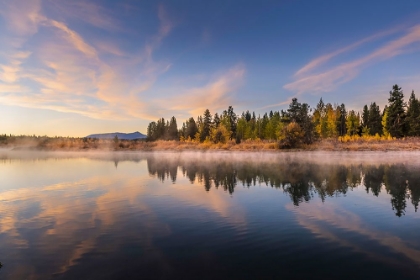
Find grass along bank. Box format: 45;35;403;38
2;134;420;151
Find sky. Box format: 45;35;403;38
1;0;420;137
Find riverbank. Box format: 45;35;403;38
2;136;420;151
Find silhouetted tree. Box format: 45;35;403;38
368;102;382;136
168;116;178;140
406;91;420;136
185;117;198;140
386;84;406;138
200;109;212;141
337;103;347;136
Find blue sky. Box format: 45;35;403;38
1;0;420;136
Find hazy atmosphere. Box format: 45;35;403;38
1;0;420;136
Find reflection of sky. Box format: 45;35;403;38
287;186;420;274
0;157;249;278
1;154;420;279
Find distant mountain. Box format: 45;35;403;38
86;131;146;140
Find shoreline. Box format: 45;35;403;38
3;137;420;152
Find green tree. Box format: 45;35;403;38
325;103;337;137
283;98;315;144
361;105;369;127
406;91;420;136
236;116;247;142
336;104;347;136
147;121;157;141
368;102;382;136
168;116;178;140
386;84;406;138
185;117;198;140
226;106;237;140
313;98;327;138
200;109;212;141
213;113;221;128
265;111;281;140
346;110;360;136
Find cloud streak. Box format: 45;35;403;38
0;1;175;121
0;0;245;126
285;24;420;94
157;64;246;118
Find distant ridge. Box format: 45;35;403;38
86;131;146;140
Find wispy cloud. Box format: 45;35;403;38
0;1;175;120
47;0;123;32
285;24;420;94
158;64;246;118
0;0;43;36
0;0;245;125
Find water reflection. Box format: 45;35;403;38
1;151;420;279
146;154;420;217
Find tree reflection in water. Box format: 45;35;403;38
147;156;420;217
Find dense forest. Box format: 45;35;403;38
147;84;420;147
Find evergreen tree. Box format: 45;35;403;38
261;113;269;139
227;106;237;140
406;91;420;136
147;121;157;141
168;116;178;140
361;105;369;127
283;98;315;143
336;104;347;136
244;110;251;122
157;118;166;139
367;102;382;136
185;117;198;140
386;84;406;138
213;113;220;128
200;109;212;141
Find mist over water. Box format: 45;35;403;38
1;151;420;279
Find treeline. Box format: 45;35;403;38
147;85;420;147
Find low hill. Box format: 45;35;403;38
86;131;146;140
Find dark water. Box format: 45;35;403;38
1;151;420;280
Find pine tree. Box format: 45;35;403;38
406;91;420;136
213;113;220;128
367;102;382;136
336;104;347;136
227;106;237;140
361;105;369;127
185;117;198;140
147;121;157;141
168;116;178;140
282;98;315;144
386;84;406;138
200;109;212;141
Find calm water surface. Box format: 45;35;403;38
1;151;420;279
